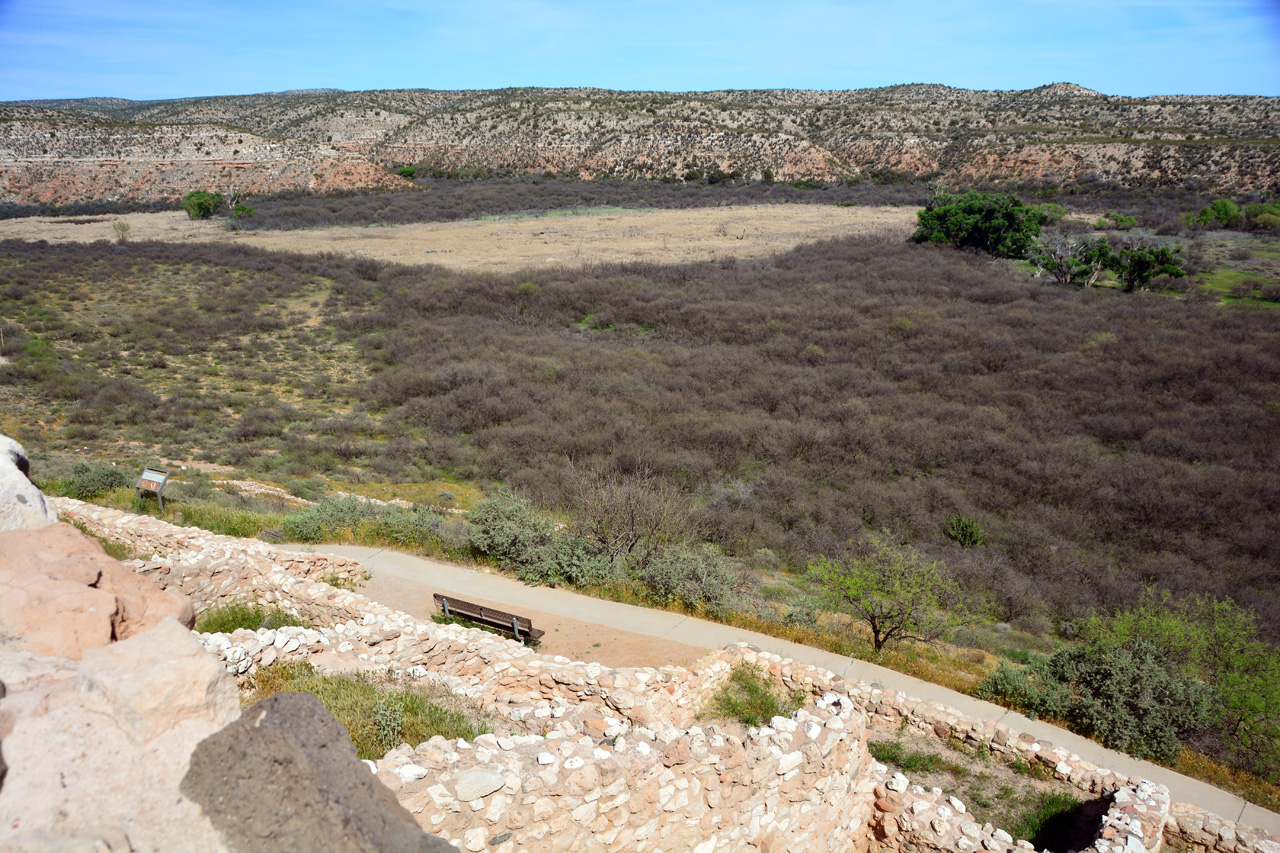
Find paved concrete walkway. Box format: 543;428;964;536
316;544;1280;835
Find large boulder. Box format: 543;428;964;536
80;618;239;743
0;620;239;851
182;691;453;853
0;436;58;532
0;523;193;659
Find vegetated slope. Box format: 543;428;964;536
3;83;1278;204
1;235;1276;639
0;105;407;205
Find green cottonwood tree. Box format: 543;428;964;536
181;190;224;220
810;532;962;653
911;191;1048;258
1109;238;1185;291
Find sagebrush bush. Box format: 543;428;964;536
281;496;444;547
641;544;744;616
467;491;554;568
53;462;132;500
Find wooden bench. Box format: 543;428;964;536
433;593;545;643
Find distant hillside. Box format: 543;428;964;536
2;84;1278;204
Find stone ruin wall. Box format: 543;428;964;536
53;497;1280;853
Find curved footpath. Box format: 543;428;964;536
317;544;1280;836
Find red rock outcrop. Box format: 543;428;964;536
0;523;193;659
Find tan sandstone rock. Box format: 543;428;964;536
0;524;193;658
0;620;237;851
80;617;239;743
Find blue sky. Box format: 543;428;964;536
2;0;1277;101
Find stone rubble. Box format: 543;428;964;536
53;496;1280;853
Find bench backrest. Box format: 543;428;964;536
433;593;534;633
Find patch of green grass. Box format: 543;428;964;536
1010;757;1056;781
248;661;489;759
194;601;310;634
868;739;969;777
1009;791;1082;847
71;519;139;562
174;502;288;538
702;664;804;728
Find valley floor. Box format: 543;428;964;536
0;204;916;272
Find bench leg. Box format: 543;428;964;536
442;598;450;617
512;617;522;645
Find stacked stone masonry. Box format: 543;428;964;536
54;497;1280;852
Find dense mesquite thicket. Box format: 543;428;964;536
327;237;1279;637
1;235;1277;639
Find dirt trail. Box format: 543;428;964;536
360;571;704;669
0;205;916;273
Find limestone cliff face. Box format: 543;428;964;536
3;83;1278;203
0;112;408;205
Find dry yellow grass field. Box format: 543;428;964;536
0;204;917;272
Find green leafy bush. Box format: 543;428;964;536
912;191;1048;258
231;204;255;220
703;664;804;727
525;536;619;588
53;462;132;500
810;532;962;652
467;491;554;568
942;514;984;548
195;601;309;634
641;543;743;615
1191;198;1243;229
975;637;1213;762
181;190;225;220
1035;203;1066;225
396;166;416;178
282;496;444;546
1243;203;1280;230
1109;240;1185;291
1095;212;1137;230
1079;590;1280;782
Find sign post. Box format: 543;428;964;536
135;467;170;511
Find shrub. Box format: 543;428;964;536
943;514;984;548
1035;203;1066;225
975;637;1213;763
52;462;132;500
702;664;804;727
1109;239;1185;291
231;204;255;220
641;543;743;615
810;533;963;652
912;191;1047;258
1229;281;1257;299
1096;212;1137;230
396;166;416;179
524;535;620;588
1191;198;1243;229
195;601;309;633
467;491;554;569
181;190;225;220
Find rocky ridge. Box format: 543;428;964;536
3;84;1277;204
47;496;1280;853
